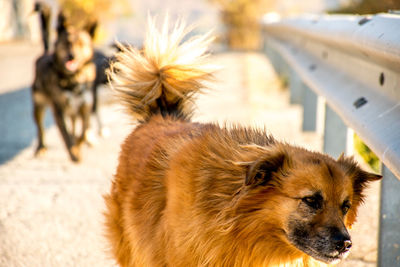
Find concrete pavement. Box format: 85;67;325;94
0;43;379;266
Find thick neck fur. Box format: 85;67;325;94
178;218;327;266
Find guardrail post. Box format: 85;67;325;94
378;165;400;266
289;69;305;105
264;43;290;84
265;44;282;74
323;104;348;158
302;85;317;132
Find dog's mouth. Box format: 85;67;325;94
285;230;351;264
65;60;79;72
312;248;350;264
293;242;350;264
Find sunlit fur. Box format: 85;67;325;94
104;17;381;267
109;16;216;122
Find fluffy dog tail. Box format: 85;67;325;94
109;16;216;122
34;2;51;54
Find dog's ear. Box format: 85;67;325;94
245;151;289;186
337;154;382;226
84;19;98;39
56;12;67;34
337;154;382;185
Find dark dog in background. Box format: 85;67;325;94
32;2;97;162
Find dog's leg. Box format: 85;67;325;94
33;102;47;156
70;115;76;138
80;101;97;146
92;83;110;138
52;104;80;162
92;84;102;132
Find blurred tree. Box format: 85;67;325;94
332;0;400;14
210;0;276;50
58;0;132;33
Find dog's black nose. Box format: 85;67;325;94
67;53;74;61
331;227;352;253
335;238;352;253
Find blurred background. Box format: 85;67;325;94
1;0;399;266
2;0;400;48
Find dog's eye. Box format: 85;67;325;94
302;194;323;210
342;200;351;215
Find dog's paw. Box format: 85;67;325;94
85;129;99;146
34;146;47;157
100;127;110;138
70;146;81;163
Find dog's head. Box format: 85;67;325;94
54;12;96;74
238;145;381;264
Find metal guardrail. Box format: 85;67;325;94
262;13;400;267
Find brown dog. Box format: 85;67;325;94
104;18;381;266
32;4;96;162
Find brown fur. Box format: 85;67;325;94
104;17;381;266
32;5;96;162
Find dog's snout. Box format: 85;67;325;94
67;53;74;61
343;240;352;251
332;228;352;253
336;239;352;253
